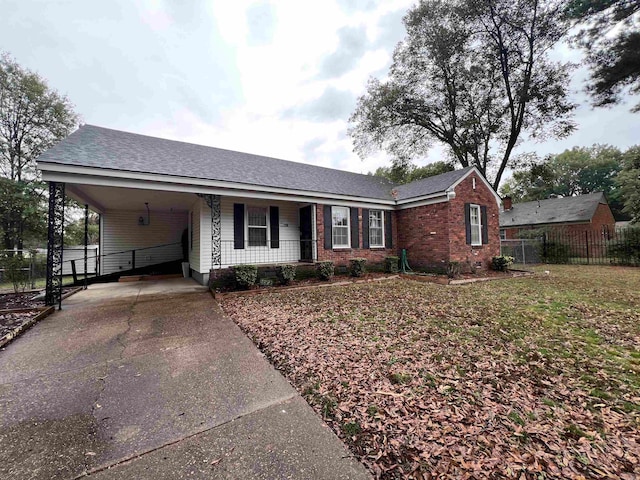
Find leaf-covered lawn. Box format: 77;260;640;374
220;265;640;479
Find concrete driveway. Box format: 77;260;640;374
0;279;370;480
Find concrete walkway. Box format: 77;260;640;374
0;279;370;479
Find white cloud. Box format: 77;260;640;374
0;0;636;185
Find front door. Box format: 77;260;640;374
299;205;313;262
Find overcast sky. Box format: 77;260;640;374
3;0;638;185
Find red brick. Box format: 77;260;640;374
316;205;398;265
397;172;500;271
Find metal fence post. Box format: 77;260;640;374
84;204;88;289
585;231;589;265
71;260;78;284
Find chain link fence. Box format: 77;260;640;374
500;239;541;264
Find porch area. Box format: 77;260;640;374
44;180;319;305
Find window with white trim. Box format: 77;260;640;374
248;206;268;246
331;206;350;248
369;210;384;247
470;204;482;246
499;229;506;241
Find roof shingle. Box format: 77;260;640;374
37;124;473;202
499;192;607;228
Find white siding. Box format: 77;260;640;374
101;209;188;274
61;246;99;275
199;197;303;270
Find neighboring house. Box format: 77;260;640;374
37;125;501;286
500;192;615;240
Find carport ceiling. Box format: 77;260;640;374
67;184;198;213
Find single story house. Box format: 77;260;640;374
37;125;501;301
500;192;615;240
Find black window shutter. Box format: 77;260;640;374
385;211;393;248
270;206;280;248
481;206;488;245
362;208;370;249
464;203;471;245
350;207;359;249
234;203;245;249
323;205;332;249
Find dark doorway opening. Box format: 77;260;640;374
299;205;313;262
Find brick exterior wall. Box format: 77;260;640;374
448;173;500;270
397;172;500;271
397;201;450;270
316;205;398;265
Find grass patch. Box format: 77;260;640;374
223;265;640;478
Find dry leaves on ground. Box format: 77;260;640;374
221;265;640;479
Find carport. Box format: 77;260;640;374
39;167;222;309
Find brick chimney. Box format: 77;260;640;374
503;196;512;211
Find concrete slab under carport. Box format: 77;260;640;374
0;280;370;480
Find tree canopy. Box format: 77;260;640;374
372;160;455;185
567;0;640;111
350;0;575;190
0;178;47;250
500;145;630;219
64;212;99;247
0;52;78;250
617;146;640;222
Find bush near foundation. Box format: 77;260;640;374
491;255;514;272
316;261;334;281
276;264;297;285
231;264;258;288
349;258;367;277
384;256;399;273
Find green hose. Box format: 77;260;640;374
400;248;412;273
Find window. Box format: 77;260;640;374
470;204;482;245
331;206;350;248
248;206;268;246
499;229;506;241
369;210;384;247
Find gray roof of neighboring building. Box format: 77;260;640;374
37;124;476;202
500;192;608;228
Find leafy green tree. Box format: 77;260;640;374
501;145;628;219
350;0;575;190
567;0;640;111
0;52;78;250
618;146;640;222
372;160;455;184
0;177;47;250
500;154;556;201
64;213;100;246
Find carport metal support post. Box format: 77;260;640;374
45;181;65;309
203;194;222;269
84;203;89;289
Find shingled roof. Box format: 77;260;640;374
37;125;478;202
394;167;473;199
500;192;608;228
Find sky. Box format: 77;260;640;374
2;0;638;186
